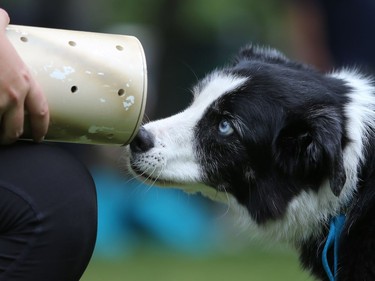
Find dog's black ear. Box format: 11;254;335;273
273;108;346;196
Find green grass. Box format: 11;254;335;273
81;242;314;281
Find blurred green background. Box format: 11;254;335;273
3;0;368;280
82;242;313;281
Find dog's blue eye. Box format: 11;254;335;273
218;119;234;136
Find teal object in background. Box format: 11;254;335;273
91;167;222;258
84;167;313;281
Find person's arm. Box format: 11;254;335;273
0;8;49;144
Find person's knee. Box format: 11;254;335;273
0;143;97;280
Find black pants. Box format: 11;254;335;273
0;142;97;281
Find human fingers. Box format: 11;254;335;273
24;79;49;142
0;94;25;144
0;9;10;29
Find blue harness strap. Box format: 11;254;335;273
322;215;346;281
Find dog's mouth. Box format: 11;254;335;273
129;162;179;186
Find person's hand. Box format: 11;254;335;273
0;8;49;144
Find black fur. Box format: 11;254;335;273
129;45;375;280
193;46;373;280
195;46;350;223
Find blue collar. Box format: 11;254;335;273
322;215;346;281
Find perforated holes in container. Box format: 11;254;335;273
71;86;78;93
116;45;124;51
118;89;125;96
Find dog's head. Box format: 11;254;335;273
128;45;350;227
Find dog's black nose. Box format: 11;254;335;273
130;127;155;153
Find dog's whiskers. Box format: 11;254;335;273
216;185;231;220
142;114;151;124
145;166;165;193
139;165;159;190
126;158;158;191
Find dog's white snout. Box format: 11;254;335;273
130;126;155;153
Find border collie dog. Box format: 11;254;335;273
128;45;375;281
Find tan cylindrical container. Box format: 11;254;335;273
6;25;147;145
